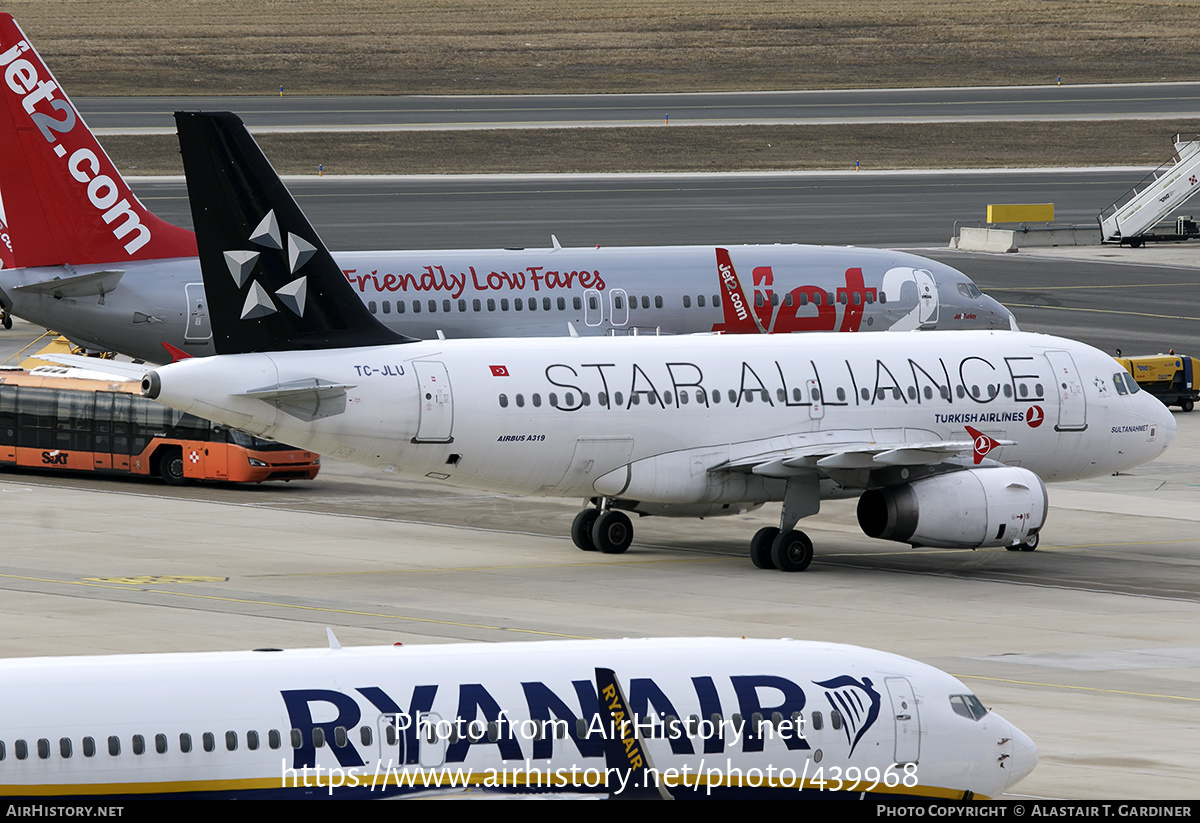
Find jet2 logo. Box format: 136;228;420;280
0;32;153;256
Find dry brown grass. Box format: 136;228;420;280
102;120;1200;175
9;1;1200;96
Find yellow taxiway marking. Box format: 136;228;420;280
956;673;1200;703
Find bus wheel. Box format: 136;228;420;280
160;451;186;485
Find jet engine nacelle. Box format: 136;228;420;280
856;466;1047;548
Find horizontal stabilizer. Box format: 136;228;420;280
239;378;355;421
13;270;124;298
39;354;150;380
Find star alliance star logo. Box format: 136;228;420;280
222;209;313;320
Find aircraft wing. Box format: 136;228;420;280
714;434;1015;477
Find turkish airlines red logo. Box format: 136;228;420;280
489;365;510;377
965;426;999;464
1026;405;1045;428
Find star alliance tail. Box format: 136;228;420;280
174;110;414;354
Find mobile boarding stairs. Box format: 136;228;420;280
1099;134;1200;246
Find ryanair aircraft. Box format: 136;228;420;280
0;14;1013;364
104;112;1171;572
0;635;1037;799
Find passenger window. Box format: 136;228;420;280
203;732;215;752
313;728;325;748
697;295;706;308
360;727;372;746
499;394;509;408
487;299;496;311
226;731;238;751
83;737;95;758
443;300;451;313
397;301;405;314
544;298;552;311
382;300;390;314
247;731;260;751
107;736;120;756
180;733;192;753
291;729;303;749
155;734;168;754
683;295;691;308
269;730;282;749
368;300;377;314
473;299;481;312
810;711;823;731
458;299;466;312
15;740;28;760
37;738;50;759
132;735;145;756
428;300;437;313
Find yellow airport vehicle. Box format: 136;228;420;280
1114;352;1198;412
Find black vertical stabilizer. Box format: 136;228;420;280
174;111;415;354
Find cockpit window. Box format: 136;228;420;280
1113;372;1140;395
957;283;982;299
949;694;989;721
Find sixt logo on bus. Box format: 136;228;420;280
41;450;68;465
0;35;151;255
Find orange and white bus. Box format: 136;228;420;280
0;366;320;484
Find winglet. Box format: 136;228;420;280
326;628;342;650
161;342;193;363
595;667;672;800
174;111;416;354
0;14;196;268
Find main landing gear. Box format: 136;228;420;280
1005;533;1039;552
751;474;821;572
571;502;633;554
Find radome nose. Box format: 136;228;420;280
983;294;1018;330
1005;721;1038;791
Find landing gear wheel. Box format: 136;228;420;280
750;527;780;569
1;313;10;330
159;451;186;486
771;529;813;572
1008;534;1039;552
571;508;600;551
591;510;633;554
1181;398;1194;413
